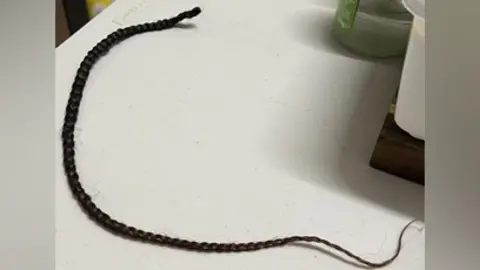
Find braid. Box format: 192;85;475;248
62;7;416;268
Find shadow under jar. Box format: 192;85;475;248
333;0;413;58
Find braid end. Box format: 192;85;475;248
188;7;202;18
178;7;202;20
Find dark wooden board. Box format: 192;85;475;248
56;0;70;47
370;101;425;185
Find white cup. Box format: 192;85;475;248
395;0;425;140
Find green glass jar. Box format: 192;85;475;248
333;0;413;58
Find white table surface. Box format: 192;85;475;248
55;0;425;269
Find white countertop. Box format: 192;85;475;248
55;0;424;269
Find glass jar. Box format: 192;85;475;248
333;0;413;58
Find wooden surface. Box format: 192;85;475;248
370;105;425;185
56;0;70;47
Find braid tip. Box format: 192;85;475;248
186;7;202;18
